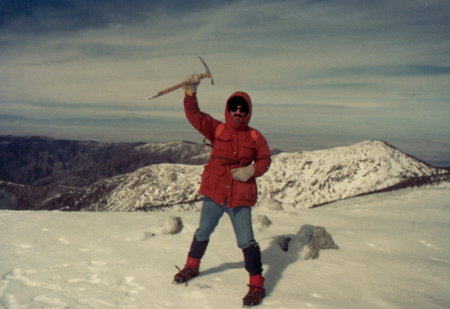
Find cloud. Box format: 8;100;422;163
315;65;450;78
0;0;449;162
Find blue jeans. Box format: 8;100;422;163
195;197;256;249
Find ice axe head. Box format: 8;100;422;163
146;56;214;101
199;56;214;85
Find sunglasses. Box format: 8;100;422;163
228;103;249;114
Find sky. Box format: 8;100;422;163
0;0;449;165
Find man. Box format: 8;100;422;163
173;74;271;306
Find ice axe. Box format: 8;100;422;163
146;56;214;101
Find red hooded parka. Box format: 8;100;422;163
184;91;271;208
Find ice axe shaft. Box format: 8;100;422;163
146;73;210;100
146;56;213;101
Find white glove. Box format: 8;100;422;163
183;73;202;92
231;165;255;182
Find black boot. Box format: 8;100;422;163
188;236;209;260
243;243;263;276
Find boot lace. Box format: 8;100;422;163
174;265;198;286
243;285;266;306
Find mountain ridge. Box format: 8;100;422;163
0;135;212;187
1;138;447;211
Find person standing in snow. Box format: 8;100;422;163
173;74;271;306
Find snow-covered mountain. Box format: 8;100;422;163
259;140;449;209
84;164;203;211
6;139;445;211
89;140;448;211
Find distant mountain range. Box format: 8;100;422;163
0;135;448;211
0;135;212;186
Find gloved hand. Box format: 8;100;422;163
231;165;255;182
183;73;202;92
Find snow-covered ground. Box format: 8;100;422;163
1;184;449;309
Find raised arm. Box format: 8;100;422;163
183;91;221;142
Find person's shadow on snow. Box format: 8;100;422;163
200;226;315;297
200;225;338;296
261;233;304;296
200;261;244;276
264;224;339;296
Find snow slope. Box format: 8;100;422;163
1;184;449;309
87;140;447;211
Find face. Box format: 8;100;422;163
228;96;249;126
229;104;248;125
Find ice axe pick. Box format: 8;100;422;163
146;56;214;101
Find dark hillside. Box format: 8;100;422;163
0;135;210;187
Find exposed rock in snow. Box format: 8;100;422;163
158;216;184;235
277;237;291;252
142;232;156;240
263;199;283;210
296;225;339;260
254;215;272;231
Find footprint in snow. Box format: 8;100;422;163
419;240;433;248
367;242;386;251
193;283;212;289
57;238;70;245
89;260;107;267
310;292;323;299
3;268;62;291
33;295;67;309
120;276;145;295
16;243;34;249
